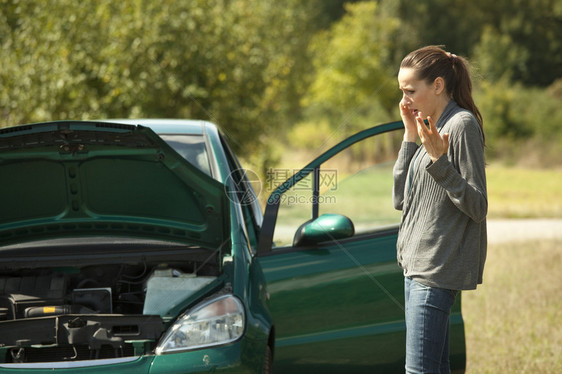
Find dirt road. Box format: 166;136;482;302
487;219;562;244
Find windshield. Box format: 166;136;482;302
160;134;211;176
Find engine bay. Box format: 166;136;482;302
1;265;139;320
0;259;220;363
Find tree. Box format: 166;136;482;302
297;1;403;161
0;0;318;157
472;0;562;86
397;0;562;86
303;1;402;127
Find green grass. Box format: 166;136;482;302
463;239;562;373
487;165;562;218
466;166;562;372
271;165;402;245
266;164;561;245
267;164;562;220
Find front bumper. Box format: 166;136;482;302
0;340;262;374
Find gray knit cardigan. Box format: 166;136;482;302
393;100;487;290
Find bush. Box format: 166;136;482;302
475;79;562;166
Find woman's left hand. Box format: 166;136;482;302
416;112;449;162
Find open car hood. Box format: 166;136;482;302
0;121;230;251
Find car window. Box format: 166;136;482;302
272;132;401;247
160;134;212;176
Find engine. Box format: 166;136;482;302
0;264;149;321
0;263;217;363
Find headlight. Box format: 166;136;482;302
156;294;245;354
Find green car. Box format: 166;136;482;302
0;120;465;373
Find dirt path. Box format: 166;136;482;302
487;219;562;244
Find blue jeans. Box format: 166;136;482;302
404;277;458;374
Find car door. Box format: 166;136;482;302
255;121;465;373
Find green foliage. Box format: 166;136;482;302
0;0;317;156
398;0;562;87
473;26;529;83
476;80;530;141
484;0;562;86
476;78;562;165
304;2;401;121
1;0;560;166
285;1;407;162
397;0;487;57
287;120;334;150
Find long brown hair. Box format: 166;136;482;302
400;46;484;142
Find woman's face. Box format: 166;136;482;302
398;67;439;119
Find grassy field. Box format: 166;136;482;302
263;161;562;220
463;239;561;373
465;165;561;373
486;164;562;218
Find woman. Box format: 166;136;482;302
393;46;487;374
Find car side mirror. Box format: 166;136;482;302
293;214;355;247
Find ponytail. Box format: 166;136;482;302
401;46;484;143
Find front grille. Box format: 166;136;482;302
5;343;145;363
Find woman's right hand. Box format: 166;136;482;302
399;99;418;142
